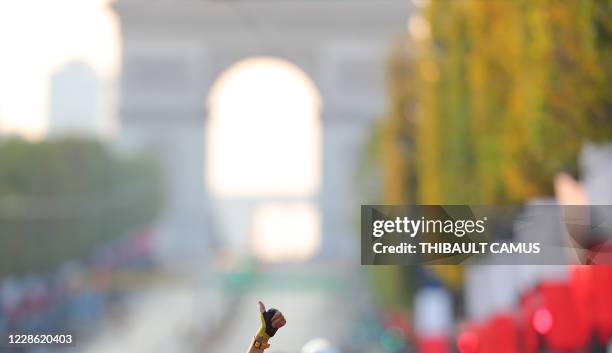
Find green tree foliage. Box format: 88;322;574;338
382;0;612;205
0;138;162;277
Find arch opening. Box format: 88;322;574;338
206;57;322;262
206;57;321;198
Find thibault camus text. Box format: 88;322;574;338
372;216;487;238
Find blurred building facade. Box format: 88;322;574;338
112;0;411;267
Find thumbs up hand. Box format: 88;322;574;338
256;301;287;339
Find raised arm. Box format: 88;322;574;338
247;301;287;353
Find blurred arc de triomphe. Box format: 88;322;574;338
112;0;412;268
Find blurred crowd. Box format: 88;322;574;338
0;229;154;340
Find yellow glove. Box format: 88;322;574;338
256;301;286;339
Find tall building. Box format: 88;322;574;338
48;61;101;138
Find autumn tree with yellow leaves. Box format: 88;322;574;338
382;0;611;205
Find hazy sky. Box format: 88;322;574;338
0;0;119;139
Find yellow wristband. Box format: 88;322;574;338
253;337;270;350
